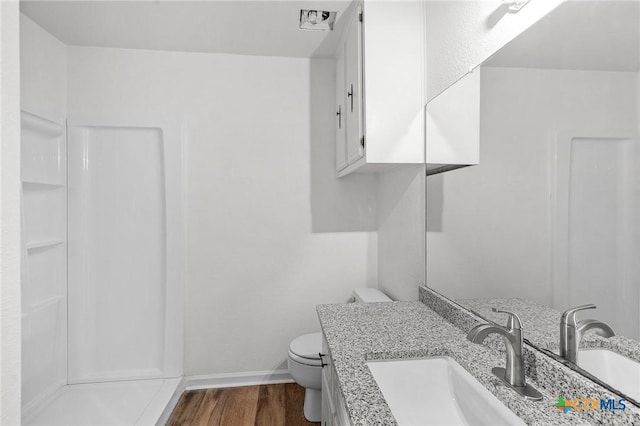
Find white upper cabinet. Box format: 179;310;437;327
335;42;348;172
425;67;480;175
344;6;364;167
335;1;426;177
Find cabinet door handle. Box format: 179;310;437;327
319;352;328;368
336;105;342;129
347;84;354;112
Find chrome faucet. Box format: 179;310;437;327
560;304;615;364
467;308;542;400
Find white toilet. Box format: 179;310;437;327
287;288;392;422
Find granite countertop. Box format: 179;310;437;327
459;298;640;364
317;301;590;426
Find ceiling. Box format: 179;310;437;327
485;1;640;72
20;0;352;58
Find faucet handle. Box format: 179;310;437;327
561;304;596;327
492;308;523;330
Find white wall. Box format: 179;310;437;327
20;15;67;122
67;47;378;376
1;2;22;424
425;0;565;100
426;67;640;304
376;166;425;301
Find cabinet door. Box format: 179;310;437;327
334;385;351;426
345;5;364;165
335;43;348;172
321;372;335;426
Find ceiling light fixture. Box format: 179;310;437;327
299;9;336;31
503;0;531;12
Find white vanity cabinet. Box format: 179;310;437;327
321;333;352;426
335;1;426;177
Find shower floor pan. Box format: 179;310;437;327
23;377;182;426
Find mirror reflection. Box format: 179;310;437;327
426;0;640;401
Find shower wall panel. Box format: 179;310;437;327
67;122;182;384
21;111;67;413
568;137;640;339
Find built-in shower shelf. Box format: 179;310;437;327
21;110;68;413
30;295;62;313
22;181;64;188
26;240;64;251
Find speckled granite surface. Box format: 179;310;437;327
317;300;640;426
419;286;640;424
457;297;640;365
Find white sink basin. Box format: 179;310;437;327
578;349;640;400
367;357;525;426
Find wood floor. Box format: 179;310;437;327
167;383;320;426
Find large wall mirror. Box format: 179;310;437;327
426;0;640;402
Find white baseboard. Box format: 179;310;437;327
185;369;294;391
22;380;67;422
155;377;185;426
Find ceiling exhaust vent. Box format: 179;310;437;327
299;10;336;31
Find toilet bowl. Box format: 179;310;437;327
287;332;323;422
288;288;392;422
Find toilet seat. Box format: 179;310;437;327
288;349;322;366
288;332;322;366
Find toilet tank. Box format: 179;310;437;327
353;288;392;303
